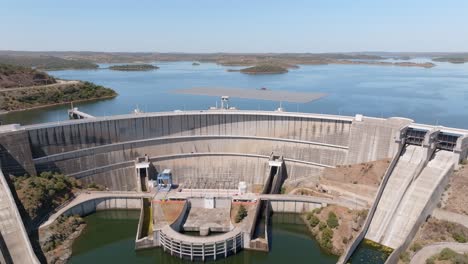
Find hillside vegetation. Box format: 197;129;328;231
0;80;117;111
239;64;289;74
0;64;56;88
12;172;81;220
109;64;159;71
0;55;98;70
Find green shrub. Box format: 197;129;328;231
410;242;423;252
309;215;320;228
438;248;457;261
425;256;435;264
319;221;327;231
235;205;248;223
319;227;334;251
327;211;339;229
399;251;410;263
452;232;467;243
280;186;286;194
312;207;322;214
455;253;468;263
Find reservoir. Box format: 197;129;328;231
2;60;468;128
69;210;337;264
2;60;468;263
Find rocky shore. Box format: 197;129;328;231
39;215;86;264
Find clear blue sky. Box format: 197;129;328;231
1;0;467;53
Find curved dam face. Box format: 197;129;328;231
1;110;409;190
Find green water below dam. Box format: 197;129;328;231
69;210;338;264
348;239;392;264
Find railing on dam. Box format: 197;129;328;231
159;228;243;261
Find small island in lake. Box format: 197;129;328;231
192;62;200;66
432;57;468;64
109;64;159;71
234;64;289;74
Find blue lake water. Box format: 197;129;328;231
2;60;468;128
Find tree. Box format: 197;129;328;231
309;215;320;227
235;205;248;223
327;211;339;229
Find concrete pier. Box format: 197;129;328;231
67;107;95;120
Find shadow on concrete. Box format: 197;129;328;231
0;144;30;177
0;232;14;264
1;171;47;263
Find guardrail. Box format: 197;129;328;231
159;229;243;261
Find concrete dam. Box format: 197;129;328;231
0;109;467;263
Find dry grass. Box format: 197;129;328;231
443;165;468;215
321;159;391;186
160;202;185;223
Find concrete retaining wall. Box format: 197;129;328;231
70;165;136;191
159;228;243;261
170;201;190;232
270;200;322;213
135;198;156;250
61;197;141;217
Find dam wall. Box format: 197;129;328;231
26;112;353;157
1;111;414;190
0;129;36;176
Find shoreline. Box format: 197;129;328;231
300;213;341;256
0;95;117;116
40;217;87;264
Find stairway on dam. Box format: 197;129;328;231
366;146;455;250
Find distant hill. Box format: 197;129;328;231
0;55;98;70
1;50;460;68
109;64;159;71
433;56;468;64
0;64;56;88
0;64;117;112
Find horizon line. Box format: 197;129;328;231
1;50;468;55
